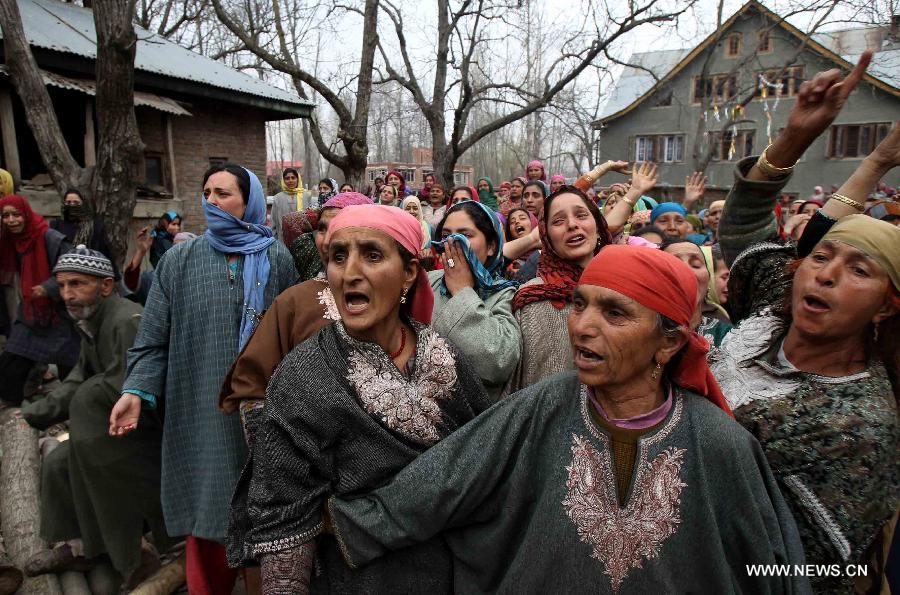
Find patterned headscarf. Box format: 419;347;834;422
0;195;54;322
512;186;610;312
401;196;432;250
526;160;547;182
282;210;316;247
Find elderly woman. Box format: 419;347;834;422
326;246;809;594
651;202;691;240
430;201;520;401
711;53;898;594
505;186;610;393
227;204;491;593
219;192;373;418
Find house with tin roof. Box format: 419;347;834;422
0;0;313;226
593;0;900;200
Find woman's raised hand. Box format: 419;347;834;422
631;162;658;195
683;171;707;207
441;239;476;296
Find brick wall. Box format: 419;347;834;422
137;102;268;234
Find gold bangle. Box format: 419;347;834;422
829;193;864;211
756;144;797;178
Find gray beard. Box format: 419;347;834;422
67;302;99;320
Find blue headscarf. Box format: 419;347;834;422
203;167;275;350
650;202;687;224
151;210;180;239
430;201;518;299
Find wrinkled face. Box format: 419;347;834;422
387;174;402;188
526;165;543;180
315;208;340;261
204;171;246;220
404;201;421;217
550;179;564;193
429;186;445;205
441;210;494;264
523;186;545;216
707;207;722;231
663;242;710;299
510;180;525;200
166;217;182;236
801;203;819;216
451;189;471;205
327;227;417;341
568;285;671;389
546;193;599;267
1;206;25;234
654;212;690;239
714;259;729;304
63;193;83;206
379;185;396;204
283;171;299;189
57;271;111;320
508;210;533;240
319;182;333;194
790;240;895;341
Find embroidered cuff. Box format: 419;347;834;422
124;389;157;409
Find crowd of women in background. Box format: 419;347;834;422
0;52;897;595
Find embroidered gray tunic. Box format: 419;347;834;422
227;321;492;593
330;372;811;595
124;236;297;541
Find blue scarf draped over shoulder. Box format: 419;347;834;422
430;200;518;300
203;168;275;350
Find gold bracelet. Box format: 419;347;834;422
829;193;864;211
756;144;797;179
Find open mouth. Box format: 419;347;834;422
344;291;371;314
514;225;527;235
565;234;586;247
802;295;830;313
574;345;604;369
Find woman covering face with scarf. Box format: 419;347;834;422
317;178;339;208
428;201;521;400
476;177;500;210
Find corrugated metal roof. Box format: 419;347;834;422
6;0;312;111
598;49;690;119
599;26;900;121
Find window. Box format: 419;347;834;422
725;33;743;58
757;30;773;53
758;66;805;97
711;130;755;161
453;171;470;186
144;153;165;187
827;123;890;159
209;156;228;167
632;134;686;163
692;74;738;103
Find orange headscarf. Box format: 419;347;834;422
579;245;732;416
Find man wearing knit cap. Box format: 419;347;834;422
21;246;169;589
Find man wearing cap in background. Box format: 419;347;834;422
20;246;169;590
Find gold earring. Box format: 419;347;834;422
650;360;662;380
400;287;409;304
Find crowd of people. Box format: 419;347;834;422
0;52;897;595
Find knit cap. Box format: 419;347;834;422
53;245;114;278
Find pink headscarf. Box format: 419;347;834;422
323;192;373;210
526;160;547;182
324;204;434;324
550;173;566;183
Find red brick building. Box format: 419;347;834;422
1;0;312;233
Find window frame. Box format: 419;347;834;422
710;129;755;162
826;122;891;159
725;33;743;58
757;30;773;53
632;134;686;163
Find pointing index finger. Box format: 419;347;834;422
840;50;872;98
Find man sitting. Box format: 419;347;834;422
21;246;169;589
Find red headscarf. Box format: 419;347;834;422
512;188;609;312
325;204;433;324
386;170;407;194
579;245;732;415
0;195;55;322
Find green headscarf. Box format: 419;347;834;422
477;177;499;210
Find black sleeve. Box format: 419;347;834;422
795;210;836;258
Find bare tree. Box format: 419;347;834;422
376;0;691;188
210;0;379;187
0;0;143;265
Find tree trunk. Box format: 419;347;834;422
0;532;23;595
0;410;62;595
92;0;144;266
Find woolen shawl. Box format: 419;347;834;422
0;195;54;321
